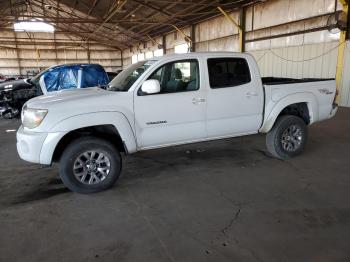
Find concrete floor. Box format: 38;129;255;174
0;109;350;262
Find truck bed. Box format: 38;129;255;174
262;77;335;85
260;78;337;132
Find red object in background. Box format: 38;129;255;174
0;74;23;83
0;74;7;82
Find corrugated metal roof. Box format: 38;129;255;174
0;0;259;49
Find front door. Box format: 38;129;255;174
134;59;207;149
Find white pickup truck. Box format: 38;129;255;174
17;52;338;193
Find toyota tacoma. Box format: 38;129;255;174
17;52;338;193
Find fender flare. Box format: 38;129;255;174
260;92;318;133
40;111;137;165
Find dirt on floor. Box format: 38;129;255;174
0;108;350;262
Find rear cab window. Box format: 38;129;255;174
207;58;251;89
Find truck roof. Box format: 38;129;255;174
148;51;253;61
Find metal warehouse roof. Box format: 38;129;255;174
0;0;259;49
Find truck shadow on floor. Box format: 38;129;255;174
4;176;69;207
121;137;277;182
11;187;69;205
6;134;316;206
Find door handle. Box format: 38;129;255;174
246;92;258;97
192;98;206;104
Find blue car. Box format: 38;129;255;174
0;64;110;118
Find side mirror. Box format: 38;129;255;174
141;79;160;94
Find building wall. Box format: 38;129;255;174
341;41;350;106
248;41;339;79
248;39;350;107
245;27;341;78
122;36;163;66
0;31;122;77
1;1;346;104
122;0;350;107
195;12;240;52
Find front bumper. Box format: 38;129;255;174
17;126;67;165
17;126;48;164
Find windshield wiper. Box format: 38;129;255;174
108;85;123;91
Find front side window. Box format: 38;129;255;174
144;59;199;94
208;58;251;89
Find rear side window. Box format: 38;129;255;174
207;58;251;88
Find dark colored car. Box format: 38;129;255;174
106;69;123;82
0;64;109;119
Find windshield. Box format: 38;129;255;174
29;68;50;86
108;60;154;91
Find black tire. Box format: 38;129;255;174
59;137;122;193
266;115;308;159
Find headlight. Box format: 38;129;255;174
22;107;48;129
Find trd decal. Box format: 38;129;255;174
146;120;167;125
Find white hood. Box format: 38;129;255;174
26;87;110;109
23;86;134;132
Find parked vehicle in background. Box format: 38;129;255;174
106;69;123;82
17;52;338;193
0;74;7;83
0;74;25;83
0;74;22;83
0;64;109;119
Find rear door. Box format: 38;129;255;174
206;56;264;138
134;59;207;149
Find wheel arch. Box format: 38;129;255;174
260;93;318;133
40;112;137;164
51;124;126;162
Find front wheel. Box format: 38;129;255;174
59;137;122;193
266;115;308;159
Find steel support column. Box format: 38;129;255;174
162;35;166;55
13;31;22;76
217;6;245;52
172;25;193;52
53;32;58;64
239;7;246;52
120;48;123;69
87;42;91;63
335;0;348;104
191;24;196;52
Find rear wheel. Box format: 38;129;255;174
59;137;122;193
266;115;308;159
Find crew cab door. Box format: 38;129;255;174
134;59;207;149
205;57;264;137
